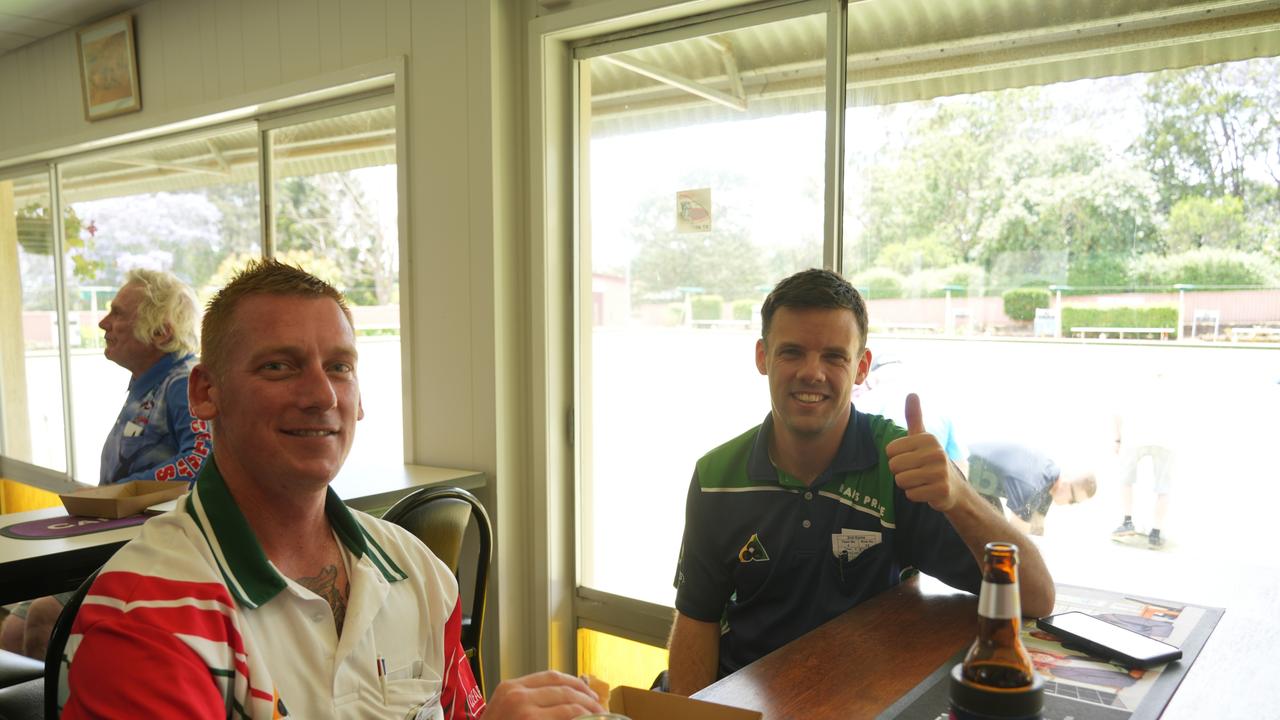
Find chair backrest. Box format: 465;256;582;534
44;569;100;719
381;487;491;695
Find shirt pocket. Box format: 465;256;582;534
731;553;777;606
116;431;161;467
830;533;886;593
385;657;440;708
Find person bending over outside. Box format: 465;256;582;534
1;268;209;661
966;441;1096;536
60;260;604;719
667;268;1054;695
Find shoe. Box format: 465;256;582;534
1112;520;1137;537
1148;532;1164;548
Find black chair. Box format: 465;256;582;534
0;648;42;720
381;487;491;695
43;570;99;720
0;676;42;720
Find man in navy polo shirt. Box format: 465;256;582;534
667;269;1055;694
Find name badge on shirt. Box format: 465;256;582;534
832;529;881;561
123;421;145;438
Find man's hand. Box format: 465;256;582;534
484;671;606;719
886;393;964;512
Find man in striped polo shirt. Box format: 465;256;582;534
62;260;605;719
666;269;1056;694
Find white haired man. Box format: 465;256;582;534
96;268;209;485
1;269;209;661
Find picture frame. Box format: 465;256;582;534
76;13;141;122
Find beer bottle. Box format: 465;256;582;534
962;542;1034;688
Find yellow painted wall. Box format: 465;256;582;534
576;627;669;694
0;478;61;515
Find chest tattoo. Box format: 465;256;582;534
297;564;349;635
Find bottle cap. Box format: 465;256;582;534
948;664;1044;719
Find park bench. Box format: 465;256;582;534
878;322;939;334
1071;326;1174;340
1230;326;1280;342
690;318;752;330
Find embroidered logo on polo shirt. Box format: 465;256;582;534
737;533;770;563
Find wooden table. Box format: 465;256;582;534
0;463;484;605
692;574;1252;718
692;575;976;718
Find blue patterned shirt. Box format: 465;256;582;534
99;352;210;485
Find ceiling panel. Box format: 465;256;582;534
0;0;145;57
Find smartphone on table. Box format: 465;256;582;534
1036;611;1182;669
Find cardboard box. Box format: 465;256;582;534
60;480;189;519
609;686;762;720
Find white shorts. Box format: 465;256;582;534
1120;445;1174;494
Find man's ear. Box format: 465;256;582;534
152;322;174;348
188;364;220;421
854;348;872;385
357;394;364;421
755;338;768;376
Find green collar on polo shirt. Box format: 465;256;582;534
184;455;408;608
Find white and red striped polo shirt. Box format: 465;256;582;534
60;458;485;719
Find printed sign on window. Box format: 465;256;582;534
676;188;712;233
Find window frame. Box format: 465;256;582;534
537;0;1280;665
0;89;404;494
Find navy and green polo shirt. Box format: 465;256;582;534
674;407;982;678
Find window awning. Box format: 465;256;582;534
585;0;1280;137
9;105;395;204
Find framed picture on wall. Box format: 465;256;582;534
76;13;141;121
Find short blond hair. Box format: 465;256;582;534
201;259;352;378
124;268;199;356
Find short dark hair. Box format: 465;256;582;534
201;259;352;378
760;268;868;346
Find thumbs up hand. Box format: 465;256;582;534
886;393;963;512
904;392;926;435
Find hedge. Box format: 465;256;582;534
904;264;986;298
1002;287;1051;322
851;268;905;299
691;294;724;321
1061;306;1177;337
1130;248;1279;288
732;299;755;322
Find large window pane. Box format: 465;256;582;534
0;173;68;472
59;127;261;483
580;12;826;604
268;105;402;469
843;2;1280;606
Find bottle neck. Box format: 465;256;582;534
977;579;1021;621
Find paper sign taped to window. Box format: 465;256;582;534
676;188;712;233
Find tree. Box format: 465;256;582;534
853;90;1053;270
1163;196;1249;253
628;193;765;301
1139;58;1280;212
975;146;1160;290
274;169;397;306
69;192;222;291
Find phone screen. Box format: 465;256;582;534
1038;612;1181;665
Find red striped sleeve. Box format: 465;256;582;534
62;618;227;719
87;571;235;608
441;598;485;719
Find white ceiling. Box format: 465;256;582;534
0;0;146;56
